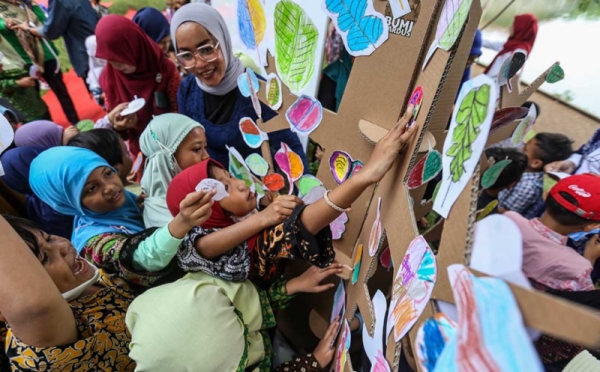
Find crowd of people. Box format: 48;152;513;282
0;0;598;371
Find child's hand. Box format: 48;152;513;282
136;193;147;212
169;190;215;239
286;264;343;295
545;160;576;174
259;195;303;228
359;105;417;185
313;316;340;369
584;234;600;264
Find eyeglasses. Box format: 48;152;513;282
176;42;220;69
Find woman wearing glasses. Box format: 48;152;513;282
170;3;308;170
94;15;181;159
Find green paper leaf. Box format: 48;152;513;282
546;64;565;84
297;175;323;198
447;84;491;182
274;0;318;93
432;181;442;203
477;200;498;221
481;159;512;189
267;76;280;107
422;150;442;182
439;0;474;50
543;174;558;194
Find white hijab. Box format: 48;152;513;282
170;3;245;96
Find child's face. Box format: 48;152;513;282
81;166;126;213
174;127;209;171
211;166;256;217
522;139;543;170
113;138;133;183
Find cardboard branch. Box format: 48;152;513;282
500;62;559;109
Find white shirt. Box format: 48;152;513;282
568;148;600;175
482;38;527;81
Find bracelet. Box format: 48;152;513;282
324;190;351;213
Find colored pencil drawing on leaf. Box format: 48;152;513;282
274;142;304;182
422;0;474;69
286;95;323;135
481;159;511;189
387;235;437;342
322;0;389;57
510;104;537;147
415;313;457;372
228;146;256;192
434;74;498;218
351;244;363;285
368;197;383;257
239;117;268;149
407;150;442;189
266;73;283;110
335;320;351;372
274;0;318;93
329;150;363;185
237;0;267;58
245;153;269;177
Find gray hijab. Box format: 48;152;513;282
170;3;245;96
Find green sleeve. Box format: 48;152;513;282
0;76;18;93
266;280;295;311
132;225;183;272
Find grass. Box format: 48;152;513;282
54;0;168;72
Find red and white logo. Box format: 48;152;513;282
569;184;591;198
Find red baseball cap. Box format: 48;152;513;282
550;174;600;221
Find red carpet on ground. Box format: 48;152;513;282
42;70;105;129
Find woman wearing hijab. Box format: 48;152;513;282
1;146;74;238
0;34;50;122
171;3;308;170
14;120;79;148
133;7;172;54
483;14;538;80
95;15;181;158
140;113;208;228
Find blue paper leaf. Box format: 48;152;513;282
237;69;260;98
323;0;388;56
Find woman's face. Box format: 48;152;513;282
175;22;226;87
81;166;126;213
109;61;137;74
158;35;172;55
210;165;256;217
174;127;209;170
31;229;96;294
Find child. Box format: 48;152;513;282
67;128;134;190
14;120;79;149
29;147;214;279
478;147;528;212
84;35;106;108
167;107;418;286
498;133;572;218
505;174;600;291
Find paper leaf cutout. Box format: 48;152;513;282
266;73;282;110
415;313;457;372
264;173;285;192
497;55;513;88
351;244;363;285
274;142;304;182
477;200;498;221
196;179;229;201
435;265;543;371
423;0;474;69
435;75;497;218
329;150;363;184
546;64;564;84
508;52;526;79
331;281;346;323
302;185;326;205
0;115;14;156
297;175;324;198
431;182;441;203
407;150;442;189
387;236;437;342
481;159;512;189
239;117;268;149
331;212;348;240
323;0;388;57
228;146;255;192
368;197;383;257
380;246;392;270
389;0;412;19
510;104;537;147
274;0;318;93
130;152;143;175
362;291;391;372
286;95;323;135
245;153;269;177
490;107;529;132
237;0;266;50
407;86;424;129
237;69;260;97
335;320;351;372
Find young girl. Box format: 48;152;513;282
14;120;79;149
29;146;213;283
167;105;418;285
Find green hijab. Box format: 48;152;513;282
126;272;266;371
139;113;204;227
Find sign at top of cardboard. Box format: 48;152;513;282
384;0;421;38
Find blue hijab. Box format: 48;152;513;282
133;7;170;44
1;146;74;239
29;147;145;252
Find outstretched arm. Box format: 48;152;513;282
0;216;76;347
300;106;417;235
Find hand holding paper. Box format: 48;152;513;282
196;179;229;201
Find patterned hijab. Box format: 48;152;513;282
0;0;45;70
140;113;204;228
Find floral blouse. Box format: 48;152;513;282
4;272;136;372
178;205;335;287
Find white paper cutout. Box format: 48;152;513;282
433;74;498;218
0;114;14;156
301;185;326;205
368;197;383;257
389;0;412;19
120;95;146;116
196;179;230;201
362;290;392;372
510;104;537;147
